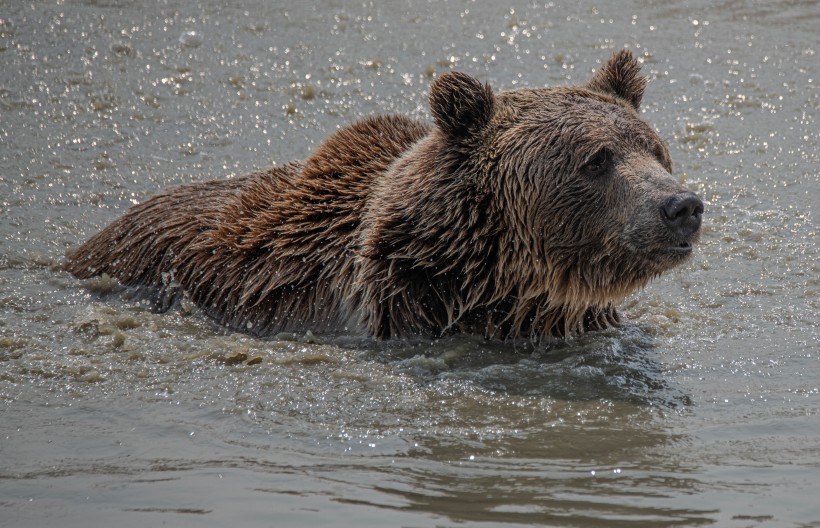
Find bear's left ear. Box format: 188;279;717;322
585;49;648;110
429;71;494;137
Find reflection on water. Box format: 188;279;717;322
1;0;819;526
4;336;704;527
371;327;692;407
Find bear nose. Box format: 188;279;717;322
661;191;704;237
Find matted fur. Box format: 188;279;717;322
67;49;702;340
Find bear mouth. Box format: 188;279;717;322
665;241;693;255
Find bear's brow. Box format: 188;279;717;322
586;106;668;160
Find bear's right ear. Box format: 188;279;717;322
429;71;494;137
585;49;647;110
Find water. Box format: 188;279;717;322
1;0;818;526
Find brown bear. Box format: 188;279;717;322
66;49;703;340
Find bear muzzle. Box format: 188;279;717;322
659;191;704;254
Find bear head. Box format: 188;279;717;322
360;49;703;338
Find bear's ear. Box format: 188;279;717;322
585;49;648;110
429;71;494;137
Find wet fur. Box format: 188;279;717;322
67;49;699;340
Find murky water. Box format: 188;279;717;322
1;1;818;526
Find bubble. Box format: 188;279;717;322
178;30;203;48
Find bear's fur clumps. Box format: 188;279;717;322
66;49;703;340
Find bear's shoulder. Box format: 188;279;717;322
301;114;431;180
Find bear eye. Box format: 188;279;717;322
653;143;672;172
653;144;666;161
583;149;611;177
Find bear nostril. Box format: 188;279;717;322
661;191;703;236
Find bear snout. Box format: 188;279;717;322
660;191;704;240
